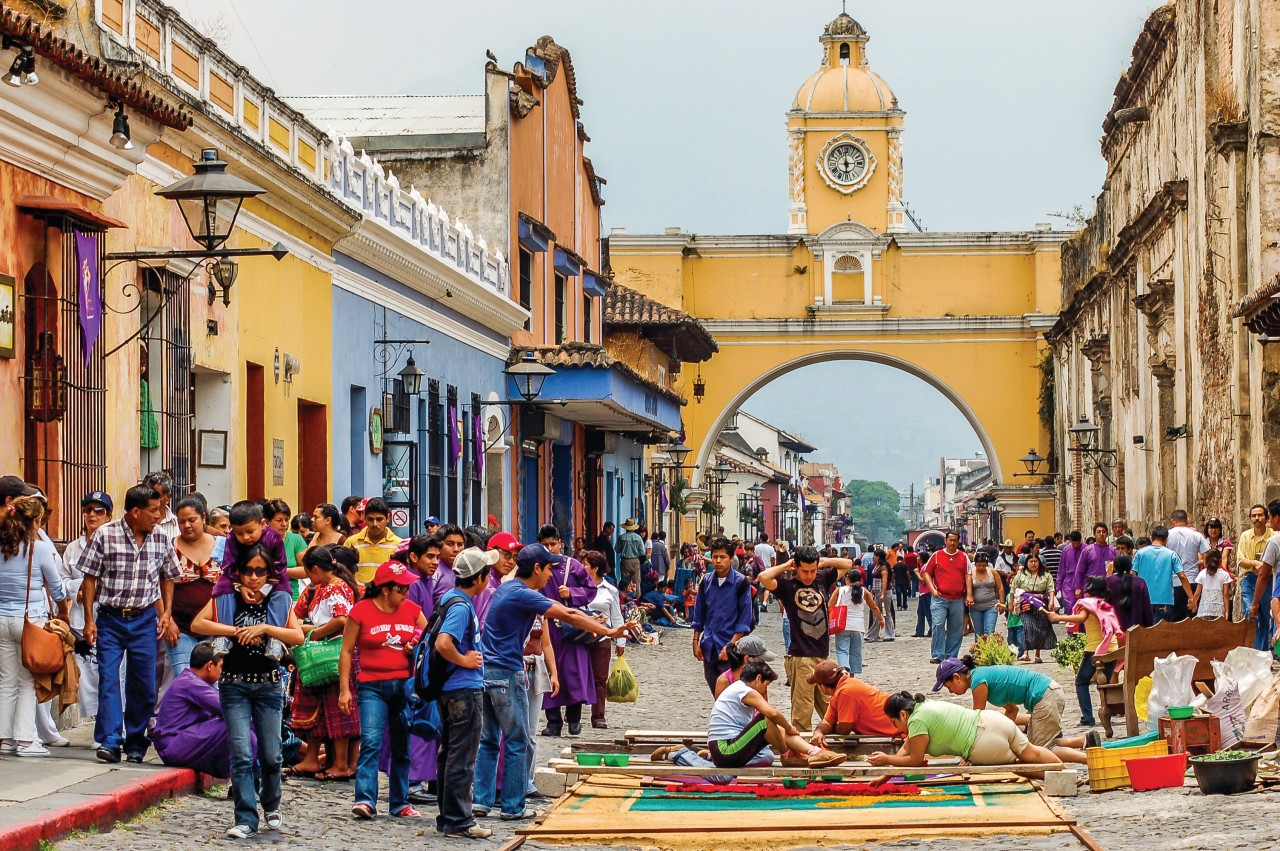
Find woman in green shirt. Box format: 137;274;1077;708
867;692;1061;768
936;657;1094;764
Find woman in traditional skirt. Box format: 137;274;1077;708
536;525;598;737
289;545;361;779
1010;553;1057;663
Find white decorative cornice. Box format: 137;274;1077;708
702;315;1051;336
0;63;161;200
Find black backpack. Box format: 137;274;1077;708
415;595;470;702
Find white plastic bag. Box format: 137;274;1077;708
1221;647;1273;711
1206;667;1246;749
1245;678;1280;744
1146;652;1197;732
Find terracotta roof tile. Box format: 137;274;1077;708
603;283;718;362
509;342;686;405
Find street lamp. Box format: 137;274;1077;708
158;148;266;252
396;352;427;397
1068;415;1100;450
1067;413;1117;486
505;350;554;403
664;441;693;469
1015;448;1053;479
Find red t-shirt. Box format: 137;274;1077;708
925;550;970;600
348;598;423;682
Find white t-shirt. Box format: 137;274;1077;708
708;680;758;741
1194;569;1233;619
834;585;866;633
754;543;777;568
1167;526;1210;582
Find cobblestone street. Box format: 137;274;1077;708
57;608;1280;850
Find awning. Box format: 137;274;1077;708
18;196;128;229
583;269;607;298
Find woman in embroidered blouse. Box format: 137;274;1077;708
289;545;361;780
169;496;222;677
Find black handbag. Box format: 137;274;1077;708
556;574;604;644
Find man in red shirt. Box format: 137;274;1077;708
922;531;971;663
807;661;903;747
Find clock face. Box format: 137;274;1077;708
826;143;868;185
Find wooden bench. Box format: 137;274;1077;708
1093;617;1254;738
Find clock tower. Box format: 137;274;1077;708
787;11;907;236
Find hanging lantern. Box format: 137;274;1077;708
26;331;67;422
693;366;706;404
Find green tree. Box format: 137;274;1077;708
844;479;904;544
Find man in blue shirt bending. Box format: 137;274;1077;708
691;536;755;693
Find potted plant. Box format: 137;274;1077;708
1189;749;1260;795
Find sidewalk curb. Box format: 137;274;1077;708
1;766;209;851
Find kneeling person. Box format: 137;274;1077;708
935;657;1095;764
807;661;904;748
153;641;243;777
707;660;845;769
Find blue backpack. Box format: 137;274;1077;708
402;595;469;740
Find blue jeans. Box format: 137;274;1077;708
95;608;158;754
915;593;932;636
930;597;965;660
1241;572;1273;650
356;679;411;814
782;616;791;653
437;689;483;834
972;608;998;636
1007;625;1023;654
1152;604;1174;624
474;666;530;816
220;678;284;831
833;630;863;674
165;631;202;678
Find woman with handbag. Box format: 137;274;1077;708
582;550;625;729
169;496;222;677
0;496;70;757
289;545;360;780
829;569;882;674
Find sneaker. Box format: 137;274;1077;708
780;749;810;768
650;745;682;762
1085;730;1103;749
124;750;145;764
16;742;49;758
210;637;233;655
392;806;420;818
539;727;562;738
351;803;375;819
499;808;543;821
807;749;847;769
96;746;121;764
264;811;282;830
407;784;437;805
44;735;71;748
445;826;494;839
0;742;16;756
224;825;256;839
929;658;941;664
567;722;582;737
472;807;492;819
1079;717;1096;727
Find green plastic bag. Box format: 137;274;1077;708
606;656;638;703
295;635;342;687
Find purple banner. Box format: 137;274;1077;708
659;480;669;514
473;408;484;476
448;402;461;464
75;231;101;367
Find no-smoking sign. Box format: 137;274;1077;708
390;508;410;529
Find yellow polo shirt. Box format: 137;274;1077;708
1237;528;1274;575
346;528;404;583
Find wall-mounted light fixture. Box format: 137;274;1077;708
3;38;37;87
109;102;132;150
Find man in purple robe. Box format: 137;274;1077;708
475;532;521;630
536;525;597;737
153;641;247;777
1080;523;1116;586
1058;531;1088;609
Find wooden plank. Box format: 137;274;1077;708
548;759;1068;778
1069;823;1106;851
520;819;1074;837
494;836;526;851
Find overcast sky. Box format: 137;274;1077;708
182;0;1158;490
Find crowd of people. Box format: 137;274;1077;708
3;466;1278;838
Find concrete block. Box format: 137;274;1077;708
534;767;568;798
1042;769;1079;797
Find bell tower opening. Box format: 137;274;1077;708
839;43;850;65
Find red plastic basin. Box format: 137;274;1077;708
1123;752;1188;791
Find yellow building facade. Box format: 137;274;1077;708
610;12;1067;535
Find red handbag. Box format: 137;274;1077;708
829;605;848;633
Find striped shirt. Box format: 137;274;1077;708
77;519;181;609
345;528;403;584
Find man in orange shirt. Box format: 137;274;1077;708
806;661;903;746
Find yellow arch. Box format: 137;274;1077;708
694;348;1003;484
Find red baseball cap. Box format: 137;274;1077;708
488;531;522;553
372;561;420;587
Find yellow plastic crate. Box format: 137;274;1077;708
1086;739;1170;791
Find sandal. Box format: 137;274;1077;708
317;770;355;782
284;767;320;780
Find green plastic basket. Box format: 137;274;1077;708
295;635;342;687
